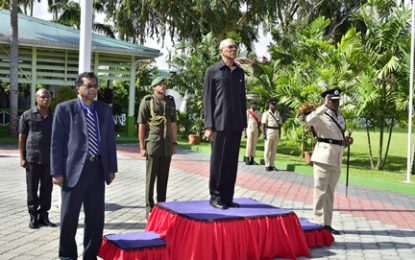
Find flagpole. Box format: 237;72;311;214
406;1;415;183
78;0;93;73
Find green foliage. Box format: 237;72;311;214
168;33;219;137
50;87;77;110
108;63;158;115
250;0;410;170
103;0;280;49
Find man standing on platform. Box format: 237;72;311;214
51;72;117;259
305;88;353;235
138;76;177;218
245;100;261;165
261;99;283;172
19;88;56;229
203;38;247;210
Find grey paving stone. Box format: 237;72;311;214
1;145;415;259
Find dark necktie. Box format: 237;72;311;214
86;108;99;156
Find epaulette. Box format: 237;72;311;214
144;95;152;101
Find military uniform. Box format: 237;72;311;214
305;88;346;229
262;108;283;170
137;93;177;213
245;108;262;164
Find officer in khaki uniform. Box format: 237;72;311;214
261;99;283;172
305;88;352;235
138;76;178;217
245;101;262;165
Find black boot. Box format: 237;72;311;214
29;214;39;229
245;157;252;165
38;212;57;227
250;158;259;165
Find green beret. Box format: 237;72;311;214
151;76;166;87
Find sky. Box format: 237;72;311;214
32;0;272;70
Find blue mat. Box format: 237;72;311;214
105;232;166;250
157;197;292;221
299;218;324;231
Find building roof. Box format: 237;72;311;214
0;9;161;58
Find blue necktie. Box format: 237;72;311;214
86;108;99;156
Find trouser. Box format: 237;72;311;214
209;130;242;204
264;132;279;167
245;127;259;157
146;155;172;212
26;163;53;217
312;162;341;226
59;160;105;260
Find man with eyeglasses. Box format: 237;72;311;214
203;38;247;210
19;88;56;229
51;72;117;259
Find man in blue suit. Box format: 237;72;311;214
51;72;117;259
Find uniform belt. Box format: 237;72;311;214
266;126;280;130
87;155;101;161
317;138;344;146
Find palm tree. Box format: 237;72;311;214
9;0;19;136
354;0;411;169
20;0;40;16
49;0;115;38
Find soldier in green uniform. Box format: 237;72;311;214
137;76;178;218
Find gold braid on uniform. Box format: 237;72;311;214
148;97;167;138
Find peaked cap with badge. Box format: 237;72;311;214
321;88;341;99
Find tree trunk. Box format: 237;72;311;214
9;0;19;136
30;0;34;16
412;143;415;175
381;119;394;169
366;118;374;168
376;120;384;169
53;0;59;21
376;84;386;169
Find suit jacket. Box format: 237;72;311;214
305;105;345;167
51;98;118;188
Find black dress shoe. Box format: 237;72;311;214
38;217;57;227
29;215;39;229
209;200;228;210
324;225;341;235
250;159;259;165
265;167;273;172
225;202;240;208
272;167;279;171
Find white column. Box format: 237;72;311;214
78;0;93;73
128;56;136;117
406;2;415;183
30;47;37;107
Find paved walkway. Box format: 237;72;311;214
0;144;414;259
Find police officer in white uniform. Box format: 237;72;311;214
261;99;283;172
245;101;262;165
305;88;353;235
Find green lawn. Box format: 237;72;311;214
2;128;415;195
185;128;415;195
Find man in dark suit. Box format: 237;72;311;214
203;38;247;210
51;72;117;259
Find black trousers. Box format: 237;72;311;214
146;155;172;212
26;163;53;216
209;130;242;204
59;160;105;260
